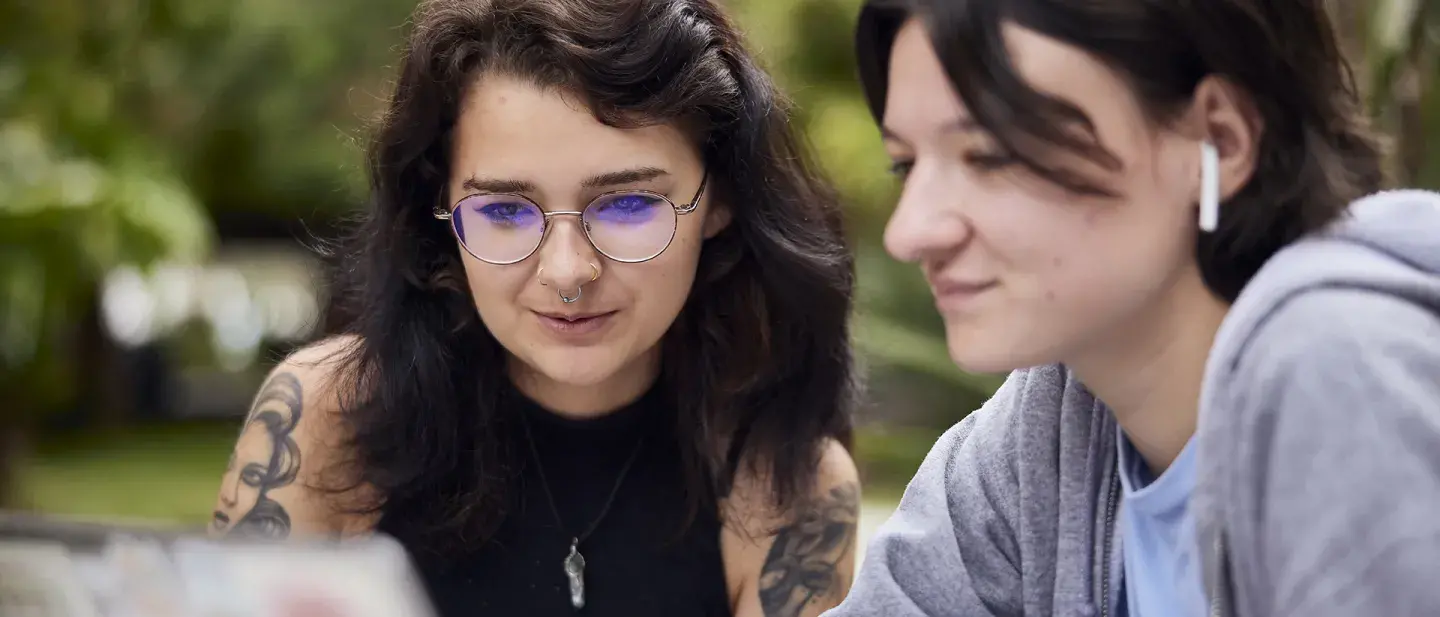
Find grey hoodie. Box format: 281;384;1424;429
826;190;1440;617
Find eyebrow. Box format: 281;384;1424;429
880;117;982;141
581;166;669;188
460;166;670;195
462;176;535;194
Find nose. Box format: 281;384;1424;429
535;215;602;294
883;166;972;264
219;474;238;506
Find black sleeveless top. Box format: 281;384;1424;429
377;387;732;617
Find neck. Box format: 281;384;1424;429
1068;268;1229;474
508;348;661;419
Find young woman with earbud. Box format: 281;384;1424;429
826;1;1440;617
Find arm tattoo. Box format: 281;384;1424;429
212;372;304;539
757;482;860;617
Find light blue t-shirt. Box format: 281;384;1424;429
1115;430;1208;617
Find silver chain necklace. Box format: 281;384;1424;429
520;413;646;610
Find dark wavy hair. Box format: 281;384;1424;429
855;0;1385;302
319;0;857;560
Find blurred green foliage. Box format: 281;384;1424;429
0;0;409;419
2;0;211;416
1361;0;1440;184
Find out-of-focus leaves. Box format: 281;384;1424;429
0;0;218;418
0;122;210;267
0;119;212;413
1358;0;1437;183
0;0;420;420
806;96;898;227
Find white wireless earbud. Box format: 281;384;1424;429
1198;141;1220;233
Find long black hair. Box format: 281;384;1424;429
320;0;857;561
855;0;1385;302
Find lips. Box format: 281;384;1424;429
931;280;997;295
536;311;611;321
929;279;998;312
534;310;617;338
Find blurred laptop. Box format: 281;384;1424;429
0;511;436;617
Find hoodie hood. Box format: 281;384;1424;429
1211;189;1440;350
1195;188;1440;617
1330;189;1440;278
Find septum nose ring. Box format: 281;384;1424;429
541;263;600;304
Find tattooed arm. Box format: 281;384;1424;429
723;439;861;617
209;337;376;541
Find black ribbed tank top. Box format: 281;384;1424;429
378;386;732;617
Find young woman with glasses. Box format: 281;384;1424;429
827;1;1440;616
208;1;861;616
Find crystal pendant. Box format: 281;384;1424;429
564;538;586;609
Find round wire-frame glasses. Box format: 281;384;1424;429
434;172;709;265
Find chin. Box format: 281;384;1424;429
532;362;621;389
524;348;627;387
943;323;1052;375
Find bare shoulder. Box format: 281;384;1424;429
209;335;376;540
725;439;860;525
259;335;358;470
272;335;358;427
722;438;861;617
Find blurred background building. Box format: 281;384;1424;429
1;0;1436;537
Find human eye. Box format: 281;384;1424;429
962;150;1018;171
477;201;539;227
589;192;665;224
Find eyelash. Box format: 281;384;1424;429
963;151;1017;170
887;150;1016;179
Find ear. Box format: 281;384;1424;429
702;201;732;239
1189;76;1263;202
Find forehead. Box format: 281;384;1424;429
882;19;1146;141
452;73;699;177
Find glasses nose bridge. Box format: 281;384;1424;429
542;209;587;221
538;208;594;252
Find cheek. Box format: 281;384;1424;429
957;199;1108;306
935;161;1201;368
460;255;525;313
996;192;1196;334
657;212;709;285
966;193;1094;282
625;234;702;313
